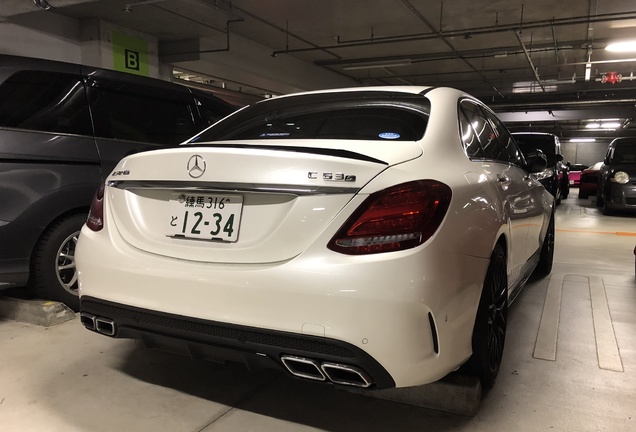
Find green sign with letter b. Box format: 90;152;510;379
112;31;148;76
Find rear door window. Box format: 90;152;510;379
460;99;523;165
0;70;92;136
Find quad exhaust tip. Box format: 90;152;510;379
280;355;373;388
80;312;116;336
281;355;326;381
321;362;373;388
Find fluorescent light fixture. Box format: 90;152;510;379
569;138;596;143
342;59;412;70
606;40;636;52
584;121;622;130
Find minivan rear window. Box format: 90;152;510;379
190;92;430;143
90;85;197;144
0;70;92;136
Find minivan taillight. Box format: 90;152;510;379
86;180;105;232
328;180;452;255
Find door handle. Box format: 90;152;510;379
497;175;511;187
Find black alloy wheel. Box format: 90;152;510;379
535;213;555;276
462;244;508;389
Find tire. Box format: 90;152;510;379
602;201;615;216
561;183;569;200
29;213;86;311
596;193;604;207
578;190;587;199
535;213;555;276
462;244;508;389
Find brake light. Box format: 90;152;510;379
86;180;105;232
328;180;452;254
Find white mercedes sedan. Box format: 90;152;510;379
76;86;554;390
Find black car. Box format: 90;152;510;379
596;138;636;215
512;132;570;204
0;54;235;309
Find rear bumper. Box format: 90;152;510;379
80;296;394;388
76;223;490;388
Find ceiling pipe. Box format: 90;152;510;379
271;11;636;56
515;30;546;92
183;19;243;54
316;40;578;67
398;0;503;96
210;0;341;60
123;0;170;13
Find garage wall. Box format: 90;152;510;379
0;11;357;97
562;142;609;166
0;14;82;63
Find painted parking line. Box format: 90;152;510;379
533;273;624;372
589;276;624;372
533;273;563;361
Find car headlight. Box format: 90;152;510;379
531;168;555;181
611;171;630;184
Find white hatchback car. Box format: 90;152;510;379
76;86;554;390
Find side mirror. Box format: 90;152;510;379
525;149;548;173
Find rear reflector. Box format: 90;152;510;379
328;180;451;254
86;180;105;232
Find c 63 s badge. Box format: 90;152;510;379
308;171;356;182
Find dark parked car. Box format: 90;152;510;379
578;162;604;199
0;54;235;309
596;138;636;214
512;132;569;204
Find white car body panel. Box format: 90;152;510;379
76;86;553;389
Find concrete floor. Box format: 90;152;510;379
1;190;635;431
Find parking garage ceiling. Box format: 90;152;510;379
4;0;636;143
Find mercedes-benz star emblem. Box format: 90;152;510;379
187;155;206;178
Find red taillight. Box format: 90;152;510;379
328;180;452;255
86;180;105;232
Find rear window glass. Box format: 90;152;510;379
190;92;430;143
90;85;196;144
513;135;557;157
0;70;92;136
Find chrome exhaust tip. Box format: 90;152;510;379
321;362;373;388
280;355;326;381
95;317;116;336
79;312;96;331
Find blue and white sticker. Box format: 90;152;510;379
379;132;400;140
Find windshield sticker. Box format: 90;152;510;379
379;132;400;140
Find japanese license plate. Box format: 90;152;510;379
167;193;243;242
